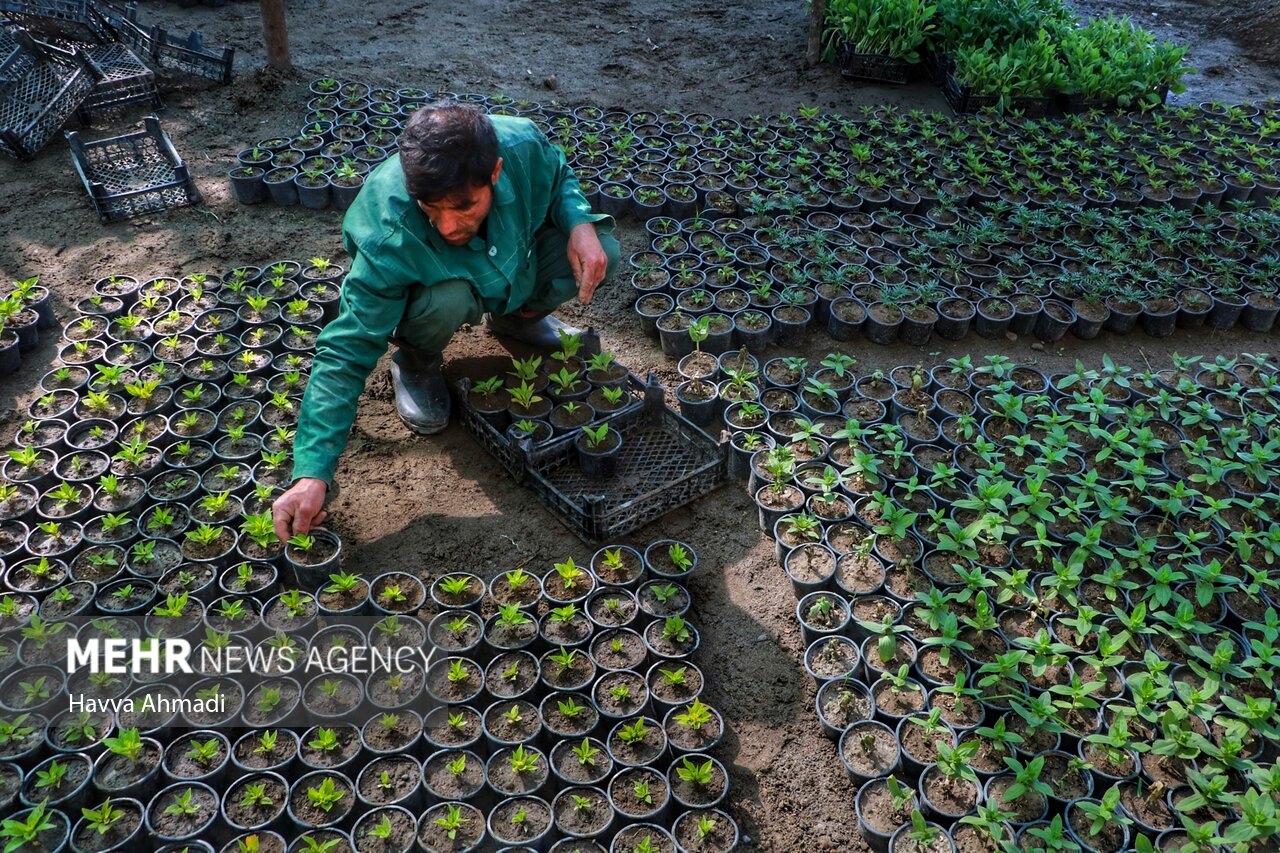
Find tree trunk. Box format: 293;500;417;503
807;0;827;67
260;0;291;69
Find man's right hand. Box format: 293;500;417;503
273;478;329;542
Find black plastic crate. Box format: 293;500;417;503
77;40;157;118
0;0;112;44
457;370;647;478
65;114;201;220
98;2;232;83
838;43;914;85
940;70;1057;117
150;27;233;83
0;40;95;159
921;50;952;87
0;27;38;86
457;373;726;544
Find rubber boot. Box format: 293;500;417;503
486;310;583;349
389;346;450;434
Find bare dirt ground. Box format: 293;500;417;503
0;0;1277;849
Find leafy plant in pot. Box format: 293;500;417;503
577;423;622;479
887;808;954;853
417;801;486;852
676;317;720;427
72;796;145;852
856;774;918;853
754;447;803;534
285;529;342;590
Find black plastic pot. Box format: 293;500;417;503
1071;300;1108;341
855;776;917;853
864;303;901;345
656;314;696;359
1241;292;1280;332
888;820;955;853
973;297;1013;339
286;769;355;832
144;780;220;842
733;311;774;350
222;770;291;837
1141;299;1179;338
264;167;300;205
1207;292;1246;330
20;752;94;816
635;294;674;339
0;331;20;377
1063;798;1131;853
838;719;900;785
229;166;269;204
675;379;719;428
826;297;866;342
899;305;936;346
1034;299;1075;343
1008;295;1041;337
1103;299;1140;335
330;176;364;211
934;297;973;341
770;305;810;347
577;429;622;479
416;801;487;852
284;527;342;590
487;793;556;848
71;796;144;851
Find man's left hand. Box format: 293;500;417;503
567;223;608;305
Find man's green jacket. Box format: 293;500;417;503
291;116;610;485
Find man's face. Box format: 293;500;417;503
418;158;503;247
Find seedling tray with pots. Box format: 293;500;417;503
0;36;95;159
76;40;158;119
456;373;726;544
65;114;201;220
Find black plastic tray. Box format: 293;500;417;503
940;70;1057;117
77;40;157;118
456;373;726;544
0;36;95;159
99;2;232;83
0;27;38;85
65;114;200;220
838;44;914;85
0;0;112;44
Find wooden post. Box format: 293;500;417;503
807;0;826;67
260;0;291;69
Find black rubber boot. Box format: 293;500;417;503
486;311;583;349
389;346;450;435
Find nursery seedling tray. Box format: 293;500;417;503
0;36;95;159
457;373;726;544
66;114;200;220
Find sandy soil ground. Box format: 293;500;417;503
0;0;1277;848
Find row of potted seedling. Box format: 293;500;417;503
630;197;1280;359
0;543;738;852
0;276;59;377
249;83;1280;231
696;349;1280;852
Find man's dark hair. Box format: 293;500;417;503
399;102;499;203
